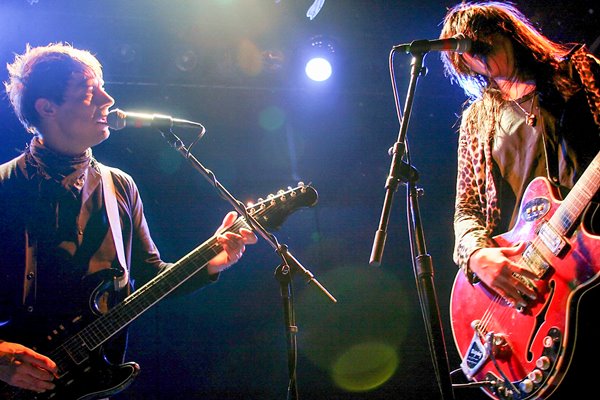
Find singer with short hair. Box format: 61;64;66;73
0;42;257;397
440;2;599;399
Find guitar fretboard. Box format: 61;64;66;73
549;151;600;234
53;218;247;368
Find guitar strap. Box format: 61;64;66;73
99;164;129;290
540;44;600;189
539;117;560;187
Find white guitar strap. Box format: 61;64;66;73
99;164;129;290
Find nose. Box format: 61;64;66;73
96;86;115;108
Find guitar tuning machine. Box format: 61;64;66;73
277;189;287;201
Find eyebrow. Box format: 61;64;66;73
71;76;104;91
70;69;100;82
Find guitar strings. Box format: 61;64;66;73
9;190;296;400
477;238;543;338
479;159;600;335
42;211;261;376
478;161;600;336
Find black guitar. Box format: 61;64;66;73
0;183;318;400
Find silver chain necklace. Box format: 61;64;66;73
512;93;537;127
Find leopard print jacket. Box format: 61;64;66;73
453;46;600;280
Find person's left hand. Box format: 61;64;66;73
206;211;257;275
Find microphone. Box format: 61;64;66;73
107;108;204;131
393;35;472;54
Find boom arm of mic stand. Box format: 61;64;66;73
279;244;336;303
156;127;336;400
156;127;337;303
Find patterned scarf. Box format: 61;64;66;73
26;136;93;193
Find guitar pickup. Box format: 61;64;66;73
460;330;490;379
537;222;567;256
522;243;551;278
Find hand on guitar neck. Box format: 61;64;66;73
206;211;258;275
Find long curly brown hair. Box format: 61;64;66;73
439;1;572;99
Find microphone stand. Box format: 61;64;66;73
370;51;455;399
275;260;298;400
153;123;337;400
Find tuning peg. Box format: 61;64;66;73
277;189;287;201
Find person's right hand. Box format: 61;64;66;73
468;242;538;308
0;341;57;393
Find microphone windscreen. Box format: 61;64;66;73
107;109;126;130
453;34;472;54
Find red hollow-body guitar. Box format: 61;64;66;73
450;152;600;400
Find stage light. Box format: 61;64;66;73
305;57;332;82
304;35;336;82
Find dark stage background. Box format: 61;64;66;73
1;1;597;399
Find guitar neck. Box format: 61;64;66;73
55;218;247;363
550;151;600;234
44;183;318;372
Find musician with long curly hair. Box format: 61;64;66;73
440;2;600;398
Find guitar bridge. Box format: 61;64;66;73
460;330;490;379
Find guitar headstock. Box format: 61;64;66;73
247;182;318;230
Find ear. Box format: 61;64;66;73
34;98;57;119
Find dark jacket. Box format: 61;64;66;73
0;152;213;362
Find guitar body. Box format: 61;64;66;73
1;357;139;400
451;177;600;400
0;269;140;400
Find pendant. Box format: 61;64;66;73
526;113;537;127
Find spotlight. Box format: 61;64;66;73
304;35;336;82
305;57;332;82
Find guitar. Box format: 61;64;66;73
0;183;318;400
450;151;600;400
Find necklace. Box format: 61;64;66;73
512;93;537;127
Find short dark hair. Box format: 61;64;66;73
4;43;103;134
